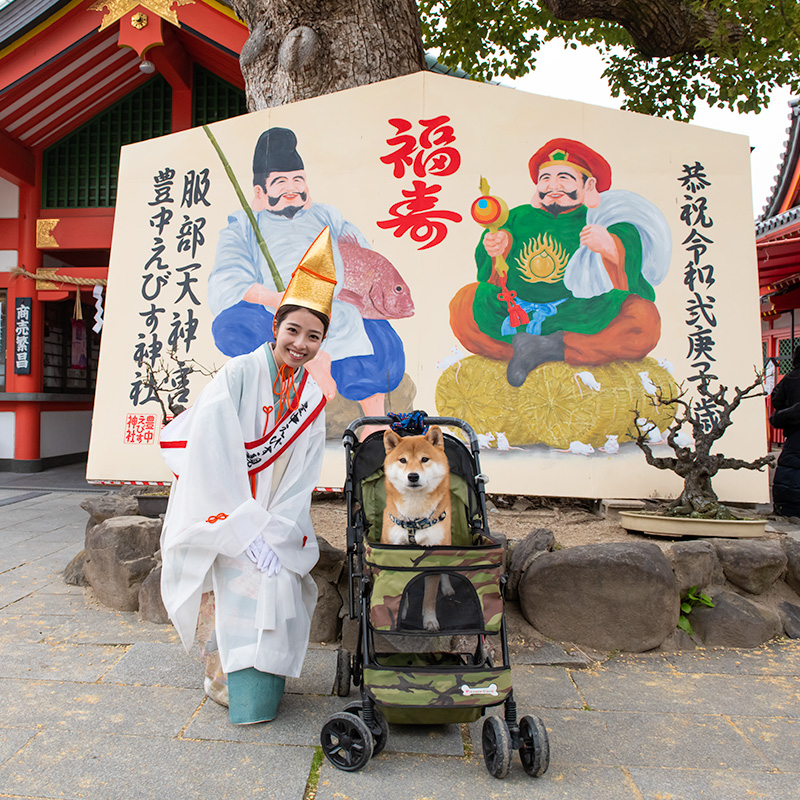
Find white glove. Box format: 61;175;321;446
245;535;282;576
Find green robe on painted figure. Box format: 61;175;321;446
473;204;653;344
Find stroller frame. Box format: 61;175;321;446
319;414;550;778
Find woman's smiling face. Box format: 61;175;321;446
272;308;325;370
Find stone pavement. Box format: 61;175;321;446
0;475;798;799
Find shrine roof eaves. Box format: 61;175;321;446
0;0;73;51
759;98;800;223
0;0;238;52
756;206;800;239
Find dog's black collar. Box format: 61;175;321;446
388;510;447;544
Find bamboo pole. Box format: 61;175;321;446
202;125;284;292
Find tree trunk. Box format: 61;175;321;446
671;467;720;518
543;0;742;58
231;0;426;110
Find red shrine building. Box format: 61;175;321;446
757;99;800;441
0;0;247;471
758;100;800;377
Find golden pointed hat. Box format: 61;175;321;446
279;226;337;319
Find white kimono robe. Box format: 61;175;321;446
159;344;325;678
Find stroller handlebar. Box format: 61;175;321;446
343;416;480;449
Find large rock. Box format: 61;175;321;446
518;542;679;652
713;540;787;595
779;601;800;639
83;516;162;611
340;615;358;653
690;589;782;647
506;529;554;601
666;540;724;595
63;550;88;587
653;628;696;652
309;536;346;642
80;494;140;524
338;564;358;652
310;576;343;643
784;537;800;595
312;536;346;584
138;566;169;624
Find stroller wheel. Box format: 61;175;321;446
519;715;550;778
342;702;390;757
335;649;352;697
482;715;513;779
320;711;374;772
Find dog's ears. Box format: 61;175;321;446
384;430;401;453
425;425;444;449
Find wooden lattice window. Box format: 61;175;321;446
41;77;172;208
193;65;246;127
777;336;800;376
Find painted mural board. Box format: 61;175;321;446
87;71;768;501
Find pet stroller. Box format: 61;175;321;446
319;413;550;779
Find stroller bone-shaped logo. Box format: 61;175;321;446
460;683;498;697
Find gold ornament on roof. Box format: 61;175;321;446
131;12;148;29
279;227;337;320
90;0;194;31
516;234;569;284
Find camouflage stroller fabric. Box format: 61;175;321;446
364;538;511;723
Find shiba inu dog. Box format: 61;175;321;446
382;425;453;631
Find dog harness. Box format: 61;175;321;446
388;510;448;545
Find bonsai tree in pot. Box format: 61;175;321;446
633;373;774;519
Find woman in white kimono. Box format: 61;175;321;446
159;228;336;724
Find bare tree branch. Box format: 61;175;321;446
137;348;219;425
542;0;743;58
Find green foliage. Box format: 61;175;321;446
677;585;714;635
418;0;800;120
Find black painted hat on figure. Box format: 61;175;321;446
252;128;304;186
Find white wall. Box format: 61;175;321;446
0;177;19;217
0;177;19;273
40;410;92;457
0;250;17;271
0;412;14;458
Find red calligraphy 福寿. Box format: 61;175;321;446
378;116;462;250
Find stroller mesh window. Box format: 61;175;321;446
397;572;483;633
366;542;505;634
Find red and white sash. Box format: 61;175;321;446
245;374;325;475
160;371;325;480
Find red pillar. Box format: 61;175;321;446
172;86;193;133
11;156;43;463
142;23;194;133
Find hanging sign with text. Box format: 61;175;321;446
14;298;32;375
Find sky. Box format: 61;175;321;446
505;40;795;219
